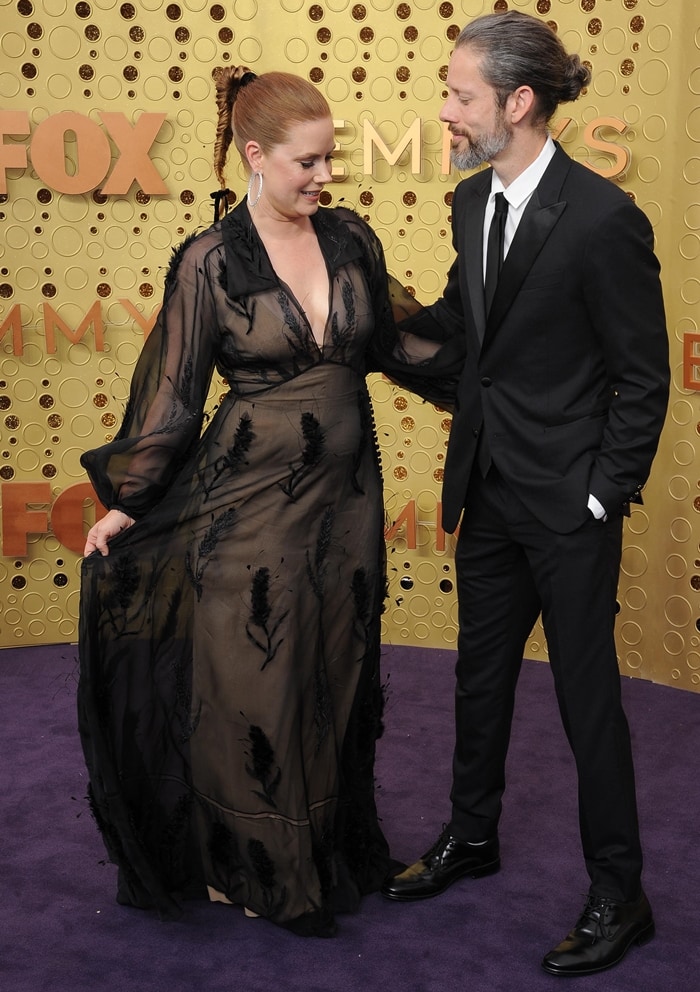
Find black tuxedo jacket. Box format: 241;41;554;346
401;144;669;534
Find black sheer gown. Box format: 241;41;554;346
78;202;460;936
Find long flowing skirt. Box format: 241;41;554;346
78;364;391;935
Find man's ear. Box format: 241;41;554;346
508;85;535;124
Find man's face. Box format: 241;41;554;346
439;45;513;171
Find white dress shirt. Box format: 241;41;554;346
481;136;556;276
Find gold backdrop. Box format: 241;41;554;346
0;0;698;692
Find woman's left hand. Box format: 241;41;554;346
84;509;135;557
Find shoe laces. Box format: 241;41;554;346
578;894;618;942
423;825;451;865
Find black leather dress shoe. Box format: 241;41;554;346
542;890;655;976
380;830;500;901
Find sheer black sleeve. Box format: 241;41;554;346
337;208;466;407
81;232;219;518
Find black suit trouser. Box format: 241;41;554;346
449;467;643;903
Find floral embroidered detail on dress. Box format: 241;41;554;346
305;507;335;751
185;507;237;600
159;792;195;878
165;229;202;294
311;815;335;898
201;412;254;500
228;295;258;335
331;277;356;349
208;822;247;903
248;837;276;888
306;505;333;602
279;411;326;500
277;290;315;375
351;567;372;656
244;724;282;808
313;661;332;755
111;551;140;621
167;604;196;738
245;567;289;670
247;837;287;917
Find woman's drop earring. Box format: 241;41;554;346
247;171;263;207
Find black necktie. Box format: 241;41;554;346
484;191;508;314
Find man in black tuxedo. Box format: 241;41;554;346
381;11;669;977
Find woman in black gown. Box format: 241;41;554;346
78;67;455;936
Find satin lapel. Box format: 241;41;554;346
456;174;490;347
483;145;571;346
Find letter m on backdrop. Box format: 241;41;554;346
0;305;23;355
43;300;104;352
363;119;421;174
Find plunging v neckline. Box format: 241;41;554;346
277;273;331;352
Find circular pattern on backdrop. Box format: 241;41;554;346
0;2;696;691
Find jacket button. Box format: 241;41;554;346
472;428;479;438
481;376;492;387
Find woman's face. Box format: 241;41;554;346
250;117;335;222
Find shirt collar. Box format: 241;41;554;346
491;136;556;209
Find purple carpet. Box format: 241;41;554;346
1;643;697;992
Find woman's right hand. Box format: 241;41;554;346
84;509;135;557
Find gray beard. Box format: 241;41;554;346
450;126;512;171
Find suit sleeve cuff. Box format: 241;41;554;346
587;493;607;521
